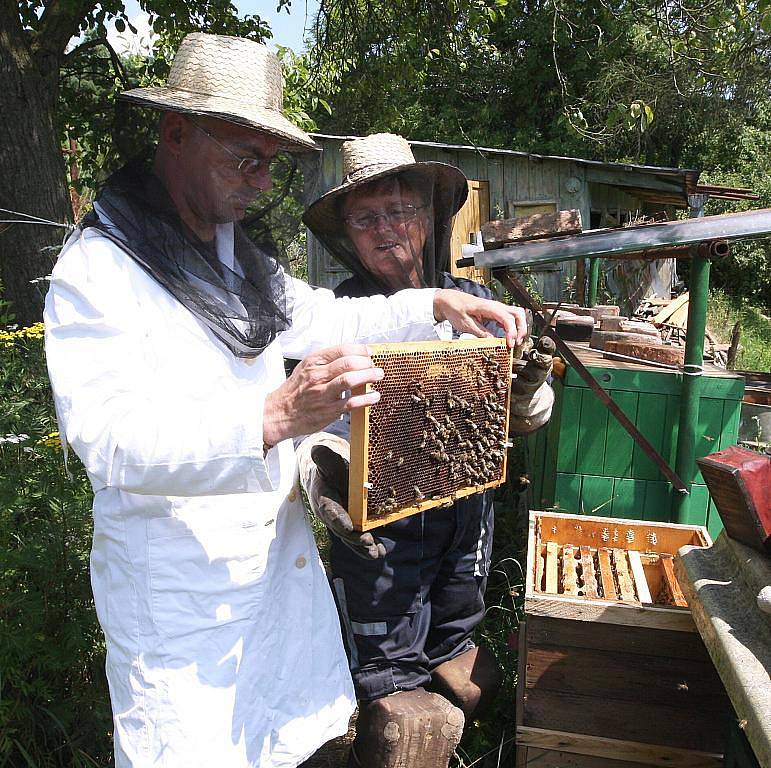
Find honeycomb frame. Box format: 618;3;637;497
349;338;513;531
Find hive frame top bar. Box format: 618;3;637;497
365;337;509;354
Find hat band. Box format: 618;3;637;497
343;162;411;184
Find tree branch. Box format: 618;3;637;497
65;35;130;87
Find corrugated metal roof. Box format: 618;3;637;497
309;133;756;204
310;132;699;177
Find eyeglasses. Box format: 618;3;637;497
344;204;429;231
189;120;280;177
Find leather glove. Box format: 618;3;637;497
309;444;386;560
509;349;555;434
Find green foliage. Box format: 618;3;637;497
707;289;771;372
0;326;111;767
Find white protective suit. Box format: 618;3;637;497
44;223;445;768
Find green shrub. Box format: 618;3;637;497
0;324;112;767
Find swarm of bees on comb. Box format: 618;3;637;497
348;339;513;531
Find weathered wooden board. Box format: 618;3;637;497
659;553;688;607
524;615;713;661
517;728;723;768
579;545;599;598
524;644;730;711
612;548;638;602
597;548;618;600
482;208;582;248
563;544;579;595
627;550;653;604
523;689;729;753
545;541;559;594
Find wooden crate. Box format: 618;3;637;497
348;338;512;531
517;511;732;768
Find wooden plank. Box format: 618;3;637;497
627;550;653;604
524;596;695;632
610;478;646;519
659;554;688;608
524;645;730;710
579;545;599;598
522;689;729;753
562;544;579;596
652;293;690;324
556;385;583;473
603;391;638;478
576;389;609;475
580;476;616;517
535;545;545;593
520;745;663;768
631;392;667;481
523;603;712;660
612;549;638;603
517;727;724;768
554;473;583;514
525;615;709;660
482;209;582;248
643;481;672;523
546;541;559;594
597;548;617;600
530;511;709;552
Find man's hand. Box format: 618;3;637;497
433;289;528;348
264;344;383;446
310;444;385;560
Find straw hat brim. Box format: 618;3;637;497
303;161;468;242
119;87;318;152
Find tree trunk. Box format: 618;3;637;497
0;16;73;326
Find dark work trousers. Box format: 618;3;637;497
330;491;495;702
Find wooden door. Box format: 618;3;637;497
450;180;490;285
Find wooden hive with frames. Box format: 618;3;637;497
348;338;513;531
517;510;732;768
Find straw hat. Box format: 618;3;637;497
303;133;468;240
119;33;316;151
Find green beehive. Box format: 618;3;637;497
528;346;745;541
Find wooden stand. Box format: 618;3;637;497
517;511;732;768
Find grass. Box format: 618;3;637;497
706;289;771;373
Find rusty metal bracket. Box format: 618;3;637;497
496;268;688;494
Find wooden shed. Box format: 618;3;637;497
302;134;703;301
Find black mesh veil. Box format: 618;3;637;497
81;160;293;358
306;168;468;296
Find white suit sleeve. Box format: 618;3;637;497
44;231;276;497
279;277;442;359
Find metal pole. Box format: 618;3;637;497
672;242;711;522
588;258;600;306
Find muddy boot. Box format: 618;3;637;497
348;688;464;768
428;646;502;720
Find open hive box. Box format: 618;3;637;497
348;338;512;531
517;511;733;768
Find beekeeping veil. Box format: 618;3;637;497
78;32;320;358
303;134;468;294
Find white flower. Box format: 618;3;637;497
0;433;30;444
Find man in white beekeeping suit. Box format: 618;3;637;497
43;33;528;768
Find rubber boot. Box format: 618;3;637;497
347;688;464;768
427;645;502;720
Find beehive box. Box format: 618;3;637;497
516;510;732;768
348;338;512;531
